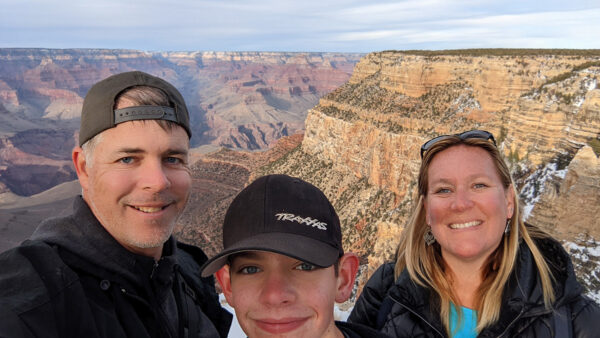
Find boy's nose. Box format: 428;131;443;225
259;271;296;306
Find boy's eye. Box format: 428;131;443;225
295;262;316;271
239;266;261;274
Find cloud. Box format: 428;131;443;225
0;0;598;52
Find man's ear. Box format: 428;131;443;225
335;253;359;303
72;146;89;190
215;265;234;306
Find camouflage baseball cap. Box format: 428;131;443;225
78;71;191;146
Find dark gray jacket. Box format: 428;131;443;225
0;196;232;338
349;237;600;337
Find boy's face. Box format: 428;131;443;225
216;251;357;338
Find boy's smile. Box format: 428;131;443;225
217;251;354;338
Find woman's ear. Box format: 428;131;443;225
506;185;516;219
335;253;359;303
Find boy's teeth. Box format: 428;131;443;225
450;221;480;229
135;206;162;213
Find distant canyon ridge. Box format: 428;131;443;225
0;48;362;196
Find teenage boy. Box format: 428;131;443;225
201;174;389;338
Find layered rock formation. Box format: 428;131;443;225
252;50;600;288
0;49;361;195
527;146;600;239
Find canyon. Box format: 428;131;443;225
0;48;361;196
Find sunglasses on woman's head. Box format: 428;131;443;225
420;130;497;159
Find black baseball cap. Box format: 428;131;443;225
78;71;191;146
200;174;344;277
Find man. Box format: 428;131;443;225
200;174;389;338
0;71;232;337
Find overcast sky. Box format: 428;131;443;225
1;0;598;53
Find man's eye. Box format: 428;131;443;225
119;157;134;164
239;266;260;274
295;262;316;271
165;157;181;164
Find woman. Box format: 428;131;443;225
348;130;600;337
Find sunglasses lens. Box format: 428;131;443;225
460;130;491;141
420;130;496;159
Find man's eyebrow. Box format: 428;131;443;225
166;148;189;156
115;147;145;154
113;147;189;155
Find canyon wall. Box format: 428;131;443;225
255;50;600;293
0;49;361;196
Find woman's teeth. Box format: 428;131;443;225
450;221;481;229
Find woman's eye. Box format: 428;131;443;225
239;266;260;274
435;188;451;194
295;262;316;271
474;183;488;189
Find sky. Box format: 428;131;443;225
1;0;598;53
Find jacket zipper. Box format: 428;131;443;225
493;306;525;338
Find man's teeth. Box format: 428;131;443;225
450;221;480;229
134;206;162;213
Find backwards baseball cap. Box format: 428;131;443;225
200;174;344;277
78;71;191;146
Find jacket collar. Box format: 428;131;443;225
387;236;582;336
31;195;178;287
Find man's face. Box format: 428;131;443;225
75;121;191;258
217;251;346;338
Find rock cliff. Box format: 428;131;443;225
254;50;600;289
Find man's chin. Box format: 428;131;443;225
125;226;174;250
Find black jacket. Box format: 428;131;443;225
348;237;600;337
336;320;392;337
0;196;232;338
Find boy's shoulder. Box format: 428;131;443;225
336;320;392;338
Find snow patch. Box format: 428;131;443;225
585;78;597;91
521;161;568;220
564;238;600;304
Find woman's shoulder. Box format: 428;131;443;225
571;295;600;335
348;262;396;327
367;262;396;287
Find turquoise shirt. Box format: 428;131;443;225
449;303;477;338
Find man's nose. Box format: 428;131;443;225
140;159;171;192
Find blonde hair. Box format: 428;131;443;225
394;136;555;334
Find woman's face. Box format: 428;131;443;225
424;144;514;268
